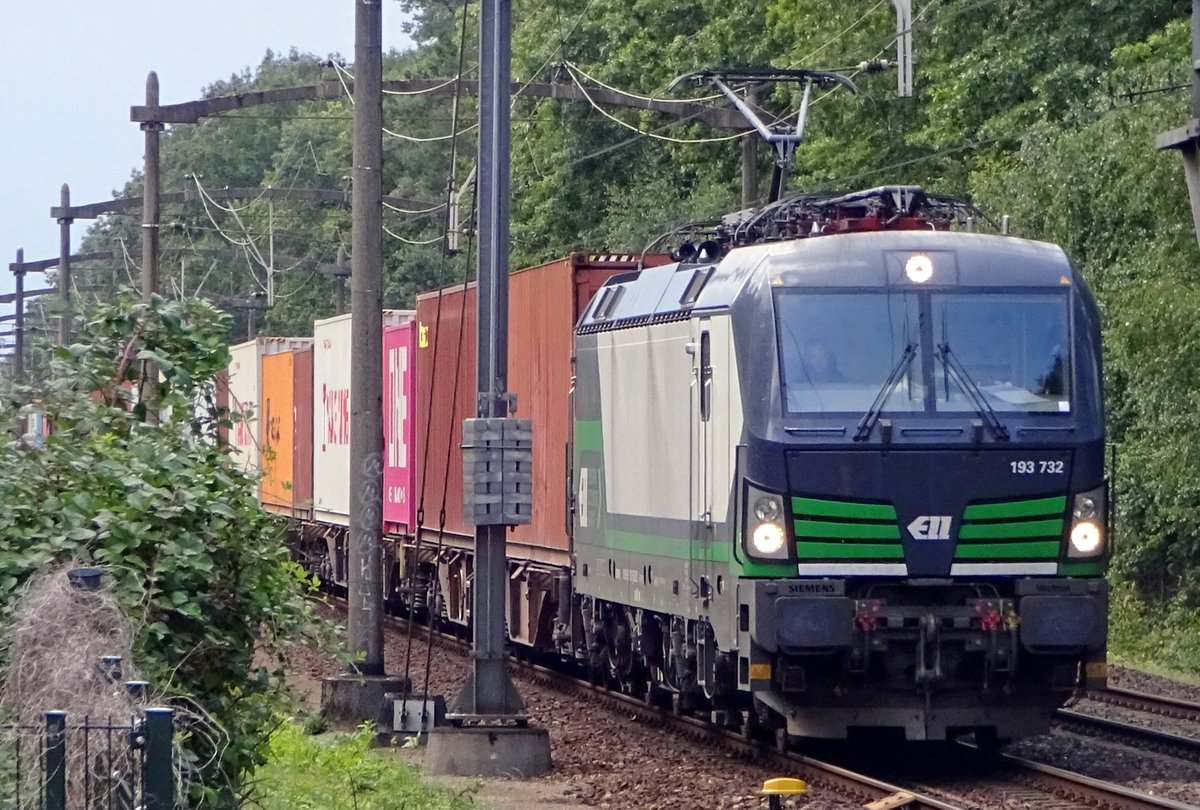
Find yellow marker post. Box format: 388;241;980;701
761;777;807;809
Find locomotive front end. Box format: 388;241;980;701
733;229;1108;742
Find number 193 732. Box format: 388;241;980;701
1011;460;1064;474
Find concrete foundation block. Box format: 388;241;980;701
425;725;552;777
320;674;410;727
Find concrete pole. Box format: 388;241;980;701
462;0;523;717
12;249;25;382
58;185;72;345
741;89;758;208
347;0;385;675
140;72;163;418
141;73;161;301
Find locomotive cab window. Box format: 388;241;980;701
933;293;1070;413
775;292;924;414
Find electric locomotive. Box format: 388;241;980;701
571;186;1107;743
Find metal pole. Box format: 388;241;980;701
141;708;174;810
464;0;522;717
891;0;913;97
13;249;25;382
347;0;385;675
58;184;72;345
44;711;66;810
140;72;162;418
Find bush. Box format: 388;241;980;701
254;723;479;810
0;293;324;806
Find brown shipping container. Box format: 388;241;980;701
415;253;669;566
292;347;314;519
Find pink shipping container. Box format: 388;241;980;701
383;321;417;535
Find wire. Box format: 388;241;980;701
332;61;355;104
383;123;479;143
384;75;461;97
564;64;751;143
189;182;270;214
786;0;892;69
561;59;725;106
382;226;445;245
117;238;141;291
383;200;447;216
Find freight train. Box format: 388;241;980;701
227;185;1108;744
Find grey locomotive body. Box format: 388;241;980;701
571;218;1108;742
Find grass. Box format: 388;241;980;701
251;721;480;810
1108;583;1200;682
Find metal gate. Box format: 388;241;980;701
0;709;175;810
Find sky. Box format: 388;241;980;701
0;1;415;308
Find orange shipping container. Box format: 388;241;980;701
414;254;668;565
260;338;314;516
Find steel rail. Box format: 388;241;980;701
1093;686;1200;724
1050;686;1200;767
1001;752;1199;810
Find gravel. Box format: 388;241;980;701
287;602;1200;809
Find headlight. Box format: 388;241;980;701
1068;485;1107;558
745;484;790;560
752;523;786;555
754;496;782;522
1070;522;1102;555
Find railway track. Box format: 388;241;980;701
1052;686;1200;763
327;596;1200;810
1092;686;1200;725
995;752;1199;810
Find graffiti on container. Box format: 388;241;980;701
322;384;350;449
231;396;255;448
386;345;409;470
265;398;282;447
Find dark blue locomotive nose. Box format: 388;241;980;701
785;448;1072;577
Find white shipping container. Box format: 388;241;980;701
227;340;263;475
311;311;414;526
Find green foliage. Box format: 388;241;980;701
0;293;326;806
254;723;479;810
1109;583;1200;678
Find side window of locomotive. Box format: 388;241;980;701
775;292;922;414
933;293;1070;413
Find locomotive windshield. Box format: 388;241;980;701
777;292;924;414
776;290;1071;415
933;293;1069;413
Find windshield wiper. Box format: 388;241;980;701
934;343;1010;442
854;342;917;442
